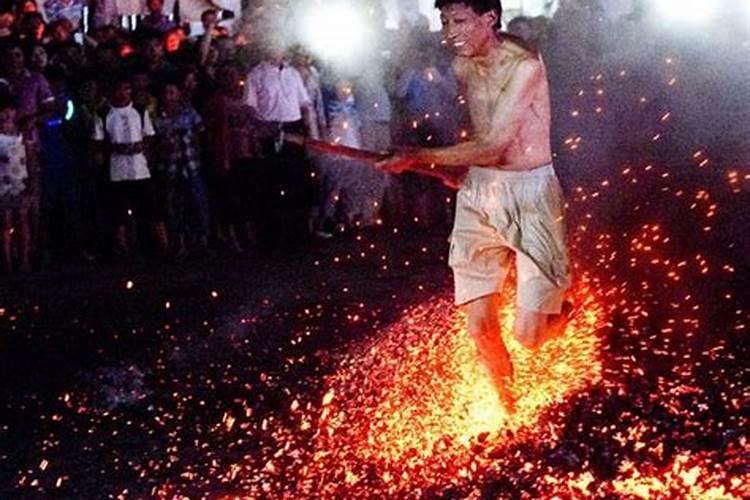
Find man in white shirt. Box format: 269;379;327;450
243;41;315;132
93;76;168;259
243;40;317;250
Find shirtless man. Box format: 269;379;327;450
378;0;572;405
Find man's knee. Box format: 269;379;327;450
465;296;499;339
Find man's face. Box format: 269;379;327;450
162;84;181;106
145;39;164;62
201;12;217;30
7;47;24;71
110;83;132;106
131;73;151;92
147;0;163;14
30;45;47;69
183;72;197;93
439;3;497;57
165;30;184;53
0;108;16;129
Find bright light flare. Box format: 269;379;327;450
651;0;719;25
298;1;371;65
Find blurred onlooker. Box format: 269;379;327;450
355;60;392;153
243;40;314;134
39;64;82;261
17;11;45;43
244;39;316;248
507;16;550;52
320;79;383;230
27;44;48;73
50;40;86;76
0;42;54;141
140;0;176;33
75;76;109;260
393;43;458;148
507;16;534;43
0;9;16;42
0;93;35;272
164;26;186;54
93;75;167;259
46;17;75;43
289;44;325;140
203;64;259;253
140;34;174;79
152;80;210;258
178;65;200;106
130;66;158;116
390;35;458;227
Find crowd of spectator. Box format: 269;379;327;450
0;0;747;273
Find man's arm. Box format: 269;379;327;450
197;20;215;65
293;70;317;139
382;57;544;172
243;71;258;109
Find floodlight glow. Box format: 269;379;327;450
299;1;369;64
652;0;719;25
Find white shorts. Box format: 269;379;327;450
449;165;571;313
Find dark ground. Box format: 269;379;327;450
0;226;461;497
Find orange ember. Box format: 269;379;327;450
298;285;604;493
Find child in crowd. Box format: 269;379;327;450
0;94;36;272
203;65;259;253
152;80;210;259
93;75;168;259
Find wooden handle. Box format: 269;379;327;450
284;133;466;190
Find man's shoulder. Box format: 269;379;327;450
106;104;142;119
499;34;540;62
283;65;305;81
248;61;268;76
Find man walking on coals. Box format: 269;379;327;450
379;0;572;409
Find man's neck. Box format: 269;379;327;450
470;35;505;67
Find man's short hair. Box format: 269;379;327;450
434;0;503;30
200;9;217;22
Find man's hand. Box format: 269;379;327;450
376;153;418;174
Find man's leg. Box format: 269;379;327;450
513;302;573;350
465;294;515;408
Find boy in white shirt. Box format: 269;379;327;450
93;75;168;259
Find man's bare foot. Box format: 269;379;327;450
522;300;575;349
486;371;516;414
486;353;515;413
